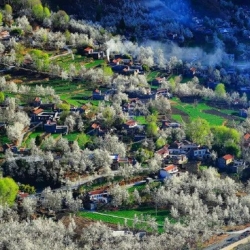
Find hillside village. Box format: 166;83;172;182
2;0;250;249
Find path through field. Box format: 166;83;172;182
91;211;163;227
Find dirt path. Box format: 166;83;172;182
50;46;72;60
92;211;163;227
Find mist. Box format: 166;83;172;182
106;37;228;67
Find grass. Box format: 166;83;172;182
0;135;10;146
134;116;148;125
62;132;79;141
147;71;159;81
79;212;138;229
128;182;161;193
168;74;193;84
52;54;101;71
85;59;104;69
172;99;225;126
171;114;184;123
22;131;44;147
79;206;175;232
77;133;91;147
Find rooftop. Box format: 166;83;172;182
223;154;234;160
33;108;44;115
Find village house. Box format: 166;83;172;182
156;89;171;99
32;97;42;107
217;154;234;170
88;51;104;60
92;89;103;100
181;141;199;150
0;30;10;40
44;121;68;135
112;58;123;65
161;121;181;129
87;122;105;136
109;154;132;170
189;147;211;160
162;164;179;174
166;154;188;165
243;133;250;148
124;120;138;129
151;77;165;86
83;47;94;55
30;108;59;123
230;159;246;174
88;190;108;203
158;164;178;181
156;145;169;159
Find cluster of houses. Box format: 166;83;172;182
109;55;144;76
155;139;247;179
0;30;10;40
83;47;104;60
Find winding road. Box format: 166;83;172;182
205;227;250;250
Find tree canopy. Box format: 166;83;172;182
215;83;226;97
0;177;19;205
32;4;44;21
187;118;212;146
211;126;240;146
0;92;4;103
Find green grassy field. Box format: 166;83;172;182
52;54;104;71
172;99;226;126
79;206;175;232
134;116;148;125
127;182;160;193
147;71;159;81
22;131;44;147
62;132;79;141
171;114;184;123
85;59;104;69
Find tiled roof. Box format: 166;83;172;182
244;133;250;141
84;47;93;52
164;164;177;172
223;154;233;160
91;123;99;129
157;146;169;155
33;108;44;115
126;120;137;126
89;189;107;195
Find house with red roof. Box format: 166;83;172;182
88;189;108;203
243;133;250;148
156;145;169;159
84;47;94;55
32;108;44;115
125;120;138;128
152;77;165;86
0;30;10;40
158;164;178;180
163;164;178;174
218;154;234;169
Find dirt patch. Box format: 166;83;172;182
223;223;250;232
171;107;190;123
204;109;242;122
